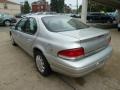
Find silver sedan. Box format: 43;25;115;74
10;15;112;77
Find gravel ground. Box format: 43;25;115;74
0;27;120;90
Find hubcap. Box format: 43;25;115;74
36;55;45;73
5;21;10;26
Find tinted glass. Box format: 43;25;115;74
15;18;27;31
42;16;89;32
24;18;37;35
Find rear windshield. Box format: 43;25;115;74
42;16;89;32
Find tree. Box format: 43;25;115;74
50;0;57;12
58;0;64;13
88;0;115;12
50;0;64;13
23;1;31;14
78;5;82;13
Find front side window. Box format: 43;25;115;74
42;16;89;32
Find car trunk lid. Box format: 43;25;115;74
58;27;110;55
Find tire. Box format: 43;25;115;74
10;34;17;46
34;51;52;76
4;20;11;26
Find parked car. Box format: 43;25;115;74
107;12;116;18
35;12;57;15
10;15;112;77
71;14;81;18
87;12;115;23
0;13;17;26
15;13;24;18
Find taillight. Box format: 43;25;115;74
58;48;85;60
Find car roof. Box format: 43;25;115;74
26;14;71;19
26;14;57;18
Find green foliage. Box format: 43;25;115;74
23;1;31;14
88;0;115;12
58;0;64;13
50;0;64;13
78;5;82;13
50;0;57;12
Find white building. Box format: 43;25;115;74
0;0;21;15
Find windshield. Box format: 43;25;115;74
42;16;89;32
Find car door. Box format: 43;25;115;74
94;14;100;23
12;18;28;46
19;17;37;56
89;14;99;23
100;14;106;23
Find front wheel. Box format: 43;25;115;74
35;51;52;76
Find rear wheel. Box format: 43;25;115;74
4;20;11;26
35;51;52;76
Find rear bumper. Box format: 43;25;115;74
46;45;112;77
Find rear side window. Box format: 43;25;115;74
42;16;89;32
